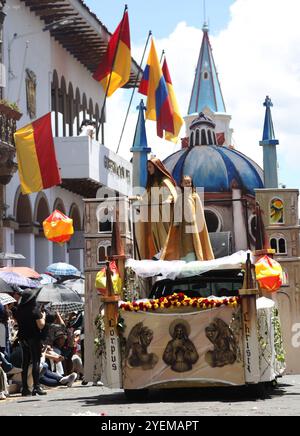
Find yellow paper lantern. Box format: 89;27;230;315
43;210;74;244
95;261;122;296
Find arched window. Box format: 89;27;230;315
278;238;287;254
270;198;284;224
98;207;113;233
35;195;50;229
213;132;217;144
51;72;100;139
53;198;66;215
190;131;194;147
15;189;32;227
201;129;207;145
204;209;221;233
51;70;59;137
69;203;81;231
75;88;81;136
98;240;112;263
270;238;277;251
195;129;200;146
207;130;213;145
270;236;287;255
249;215;257;242
60;76;67;137
68;83;74;137
203;71;209;80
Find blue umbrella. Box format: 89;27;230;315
45;263;80;277
0;272;40;288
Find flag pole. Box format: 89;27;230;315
116;30;152;154
99;4;128;144
160;49;165;64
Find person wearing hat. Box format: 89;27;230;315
15;288;47;396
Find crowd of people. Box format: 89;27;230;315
0;287;85;400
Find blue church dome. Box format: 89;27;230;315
163;145;264;195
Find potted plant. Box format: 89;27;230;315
0;100;23;120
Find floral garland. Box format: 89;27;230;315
120;293;241;312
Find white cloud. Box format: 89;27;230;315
106;0;300;192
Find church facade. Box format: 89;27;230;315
162;21;300;374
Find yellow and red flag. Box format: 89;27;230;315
93;10;131;97
14;113;61;195
162;57;184;143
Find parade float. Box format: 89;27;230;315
84;197;285;400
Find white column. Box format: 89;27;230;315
232;188;248;251
53;243;68;263
35;237;53;273
15;233;35;268
69;249;83;271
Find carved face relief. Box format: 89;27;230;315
25;69;37;119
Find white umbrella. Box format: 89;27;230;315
63;278;85;297
0;293;16;306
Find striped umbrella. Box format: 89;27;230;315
39;273;57;285
45;301;84;316
0;267;40;279
0;293;16;306
45;263;80;277
0;272;40;288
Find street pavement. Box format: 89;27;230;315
0;375;300;416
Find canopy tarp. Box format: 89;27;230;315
126;251;254;280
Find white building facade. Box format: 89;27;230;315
1;0;138;272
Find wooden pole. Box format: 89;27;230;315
239;252;260;384
100;261;122;388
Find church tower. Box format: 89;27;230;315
185;22;233;147
256;96;300;374
259;96;279;188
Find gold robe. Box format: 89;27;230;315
161;191;214;262
137;178;178;260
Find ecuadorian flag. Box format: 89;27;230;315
139;38;174;139
162;58;184;143
14;113;61;195
93;10;131;97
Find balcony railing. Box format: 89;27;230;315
0;101;22;184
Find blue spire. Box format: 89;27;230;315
132;100;149;150
260;96;279;145
188;25;226;115
259;96;279;189
131;100;151;188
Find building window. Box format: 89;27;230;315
190;131;194;147
249;215;256;241
270;236;287;255
204;209;222;233
98;240;112;263
201;129;207;145
203;71;209;80
207;130;213;145
278;238;287;254
98;208;113;233
195;129;200;146
270;198;284;224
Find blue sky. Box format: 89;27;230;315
84;0;300;193
85;0;235;42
